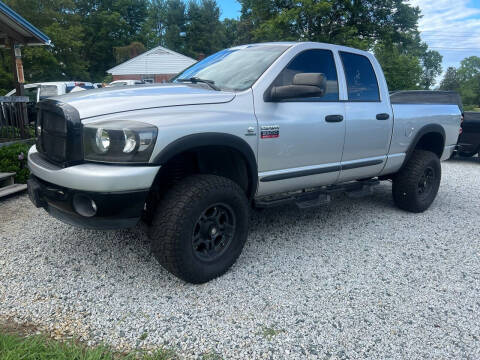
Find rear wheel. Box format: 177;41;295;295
392;150;441;213
149;174;249;284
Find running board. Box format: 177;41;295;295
254;179;380;209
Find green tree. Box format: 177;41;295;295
184;0;224;59
114;42;147;64
440;67;460;91
222;18;240;47
457;56;480;83
74;0;149;81
163;0;187;53
457;57;480;108
420;50;443;90
143;0;167;48
441;58;480;108
2;0;89;83
374;43;422;90
238;0;442;91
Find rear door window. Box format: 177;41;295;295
340;52;380;102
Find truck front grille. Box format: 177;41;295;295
36;100;83;167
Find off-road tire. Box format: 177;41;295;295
149;174;249;284
392;150;441;213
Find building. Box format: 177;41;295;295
107;45;197;83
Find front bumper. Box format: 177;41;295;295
28;175;148;229
27;145;159;230
28;145;160;192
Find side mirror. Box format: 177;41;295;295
266;73;327;102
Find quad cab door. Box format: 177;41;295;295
337;51;394;182
253;46;347;196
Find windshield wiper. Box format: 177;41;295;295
177;77;220;91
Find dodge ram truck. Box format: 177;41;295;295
27;42;461;283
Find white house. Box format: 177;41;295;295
107;45;197;83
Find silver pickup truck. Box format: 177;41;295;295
27;42;461;283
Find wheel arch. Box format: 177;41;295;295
404;124;446;165
152;132;258;199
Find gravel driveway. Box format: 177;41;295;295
1;157;480;359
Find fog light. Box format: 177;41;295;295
73;194;97;217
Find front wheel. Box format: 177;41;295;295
392;150;441;213
149;174;249;284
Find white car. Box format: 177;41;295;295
6;82;94;102
107;80;145;87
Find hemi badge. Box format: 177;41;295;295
260;125;279;139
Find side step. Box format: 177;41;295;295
0;183;27;198
0;172;15;187
255;179;380;209
0;172;27;199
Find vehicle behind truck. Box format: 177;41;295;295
27;42;461;283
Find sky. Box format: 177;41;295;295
409;0;480;73
217;0;480;81
218;1;241;20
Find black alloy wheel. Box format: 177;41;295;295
192;203;236;262
417;166;435;200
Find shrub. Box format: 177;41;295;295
0;126;20;138
0;126;35;139
0;142;32;183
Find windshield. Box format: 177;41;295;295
110;82;127;86
173;44;290;91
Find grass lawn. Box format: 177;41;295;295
0;332;178;360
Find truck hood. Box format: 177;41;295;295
52;84;236;119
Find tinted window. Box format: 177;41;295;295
273;49;339;101
340;52;380;101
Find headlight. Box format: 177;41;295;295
83;120;158;163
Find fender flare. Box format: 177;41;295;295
404;123;446;165
153;132;258;199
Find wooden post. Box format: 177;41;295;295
9;39;27;138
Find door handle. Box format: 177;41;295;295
376;113;390;120
325;115;344;122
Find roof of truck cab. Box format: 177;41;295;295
231;42;374;55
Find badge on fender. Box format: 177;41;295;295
260;125;279;139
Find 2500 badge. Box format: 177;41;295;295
260;125;280;139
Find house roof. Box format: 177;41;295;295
107;45;197;76
0;1;51;46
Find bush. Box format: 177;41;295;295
464;104;480;112
0;126;20;138
0;126;35;139
0;142;31;183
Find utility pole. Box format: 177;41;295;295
9;39;27;138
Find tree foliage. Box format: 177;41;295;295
0;0;468;100
237;0;442;91
441;57;480;109
440;67;460;92
114;42;147;64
